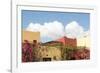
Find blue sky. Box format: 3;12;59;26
22;10;90;31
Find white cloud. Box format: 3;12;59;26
26;23;42;31
43;21;65;39
26;21;64;41
65;21;88;38
26;21;89;42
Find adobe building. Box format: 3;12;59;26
42;36;77;47
57;36;77;47
35;36;77;61
35;46;62;61
77;36;90;48
22;30;40;43
22;31;77;62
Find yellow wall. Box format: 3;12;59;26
22;30;40;43
36;46;62;61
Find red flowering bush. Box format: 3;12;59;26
65;47;90;60
74;48;90;60
22;40;33;62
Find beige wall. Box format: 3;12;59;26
77;36;90;48
36;46;62;61
22;30;40;43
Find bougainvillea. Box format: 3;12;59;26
22;40;33;62
66;48;90;60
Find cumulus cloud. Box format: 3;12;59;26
65;21;84;38
26;23;48;37
26;21;89;42
43;21;65;39
26;21;65;42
